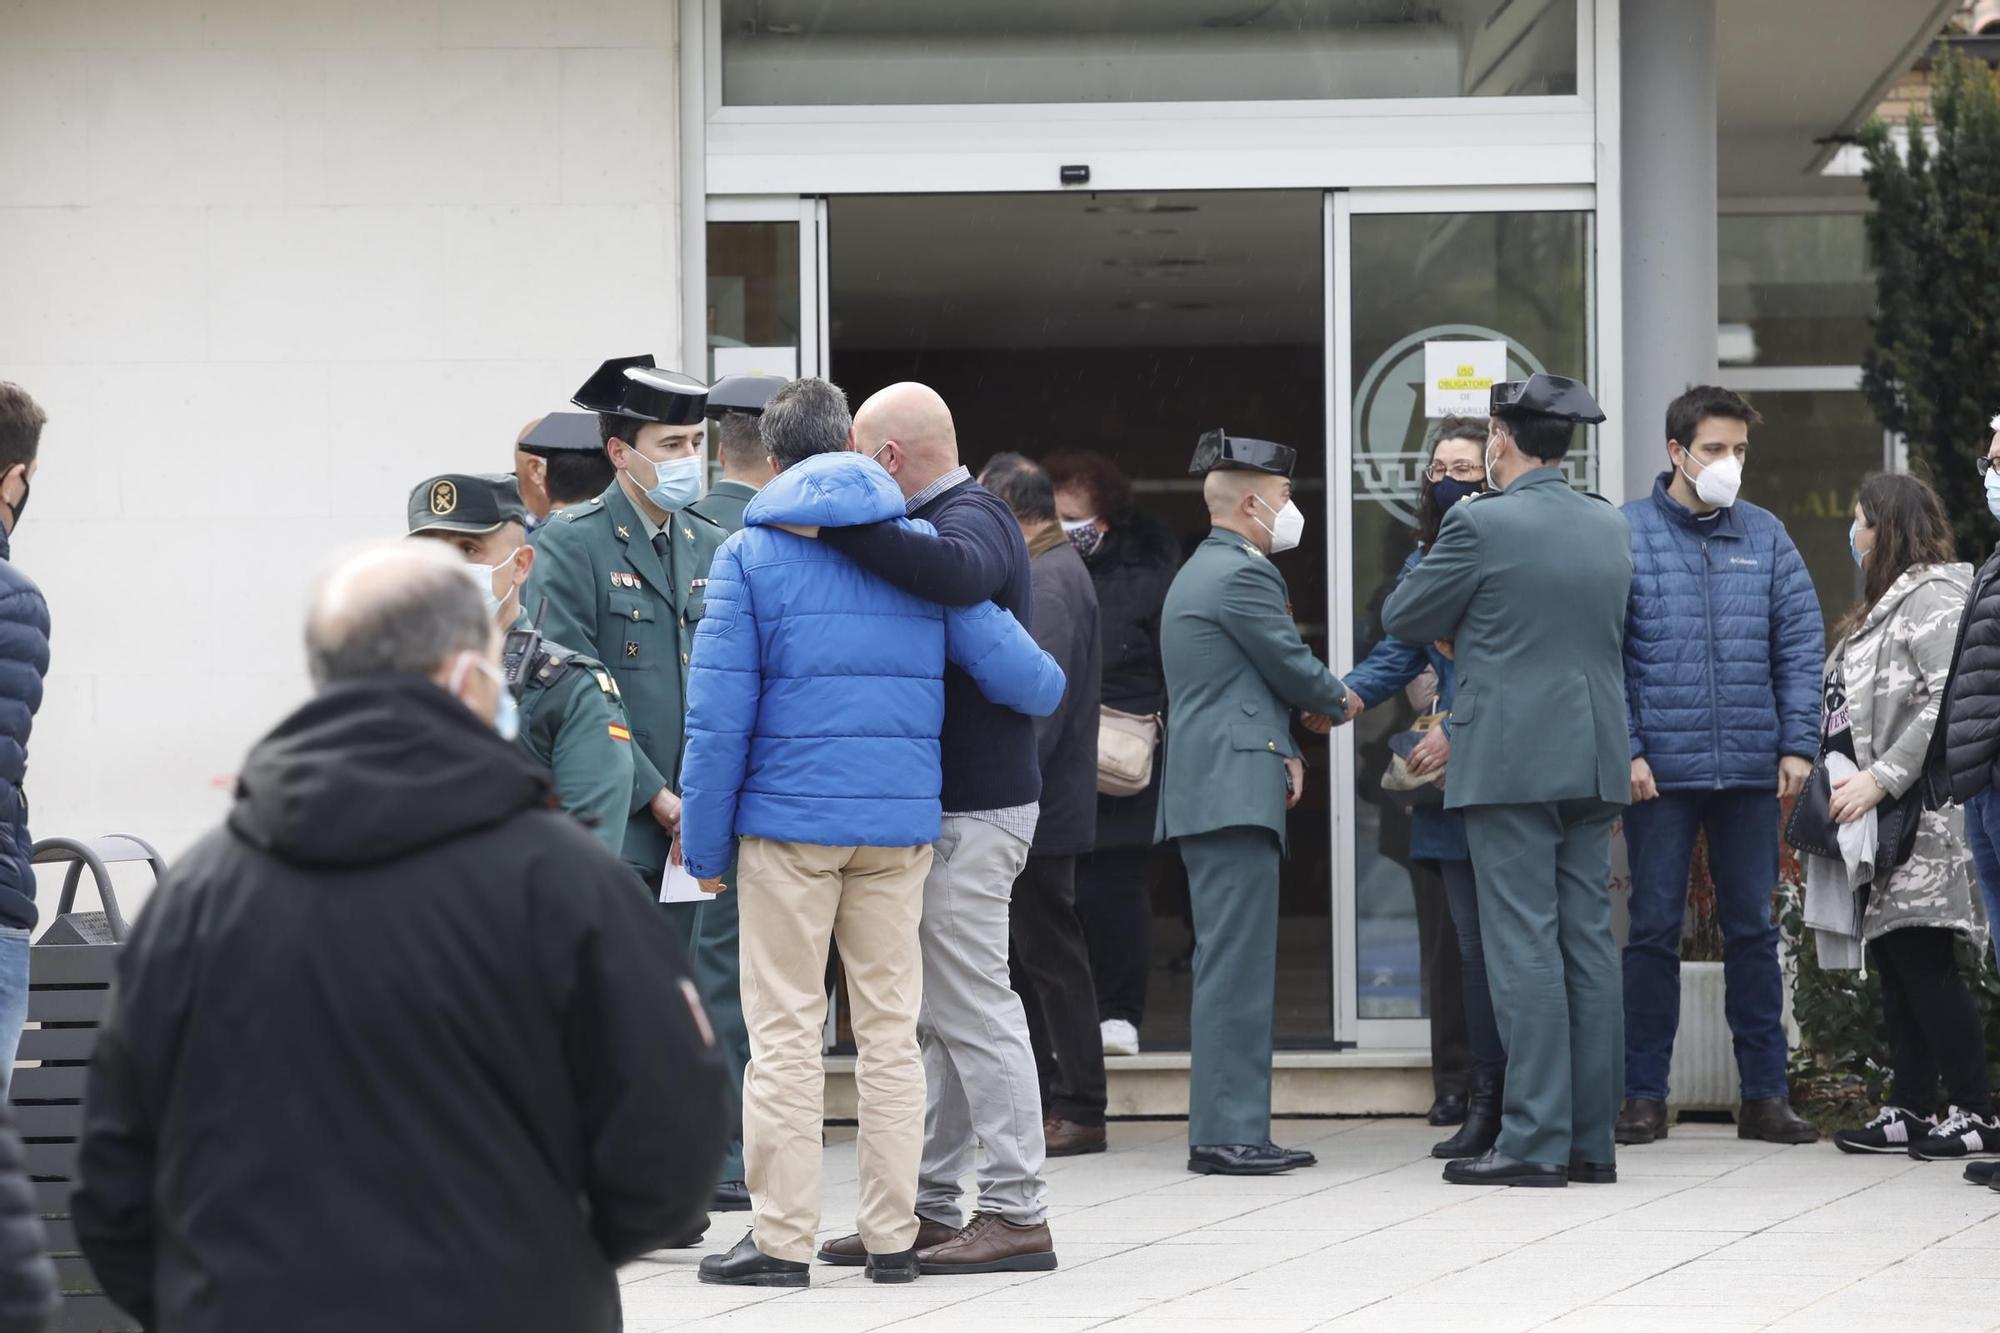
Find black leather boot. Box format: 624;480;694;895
1432;1068;1502;1160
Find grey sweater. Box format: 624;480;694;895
1027;532;1102;856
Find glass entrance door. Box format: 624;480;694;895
1333;190;1597;1045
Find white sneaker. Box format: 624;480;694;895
1100;1018;1139;1057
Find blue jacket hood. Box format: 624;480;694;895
744;453;905;528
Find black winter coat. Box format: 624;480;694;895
1942;548;2000;802
73;675;729;1333
1028;537;1102;857
1084;510;1181;850
0;1112;55;1333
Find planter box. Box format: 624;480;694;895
1668;961;1737;1111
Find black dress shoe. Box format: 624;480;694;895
1966;1160;2000;1186
1615;1098;1669;1145
1427;1092;1469;1127
1264;1141;1317;1169
866;1247;920;1284
698;1232;809;1288
1567;1157;1617;1184
1442;1150;1567;1187
712;1179;751;1212
1188;1143;1295;1175
1433;1069;1502;1160
1736;1097;1820;1145
667;1217;709;1249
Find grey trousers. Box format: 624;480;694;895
915;814;1049;1228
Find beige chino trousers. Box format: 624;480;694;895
738;836;932;1263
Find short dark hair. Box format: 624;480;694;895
0;384;46;475
1043;450;1134;521
717;412;765;472
1665;385;1762;450
545;449;616;507
760;378;851;470
597;412;642;448
978;452;1056;524
1493;409;1575;462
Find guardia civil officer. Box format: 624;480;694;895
407;473;635;857
517;412;618;533
1382;374;1633;1188
1157;430;1351;1177
679;370;782;1215
686;373;785;533
523;357;726;910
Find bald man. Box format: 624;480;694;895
74;543;728;1333
809;382;1060;1275
514;417;551;524
1157;431;1350;1176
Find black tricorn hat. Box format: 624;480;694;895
1189;428;1296;478
704;373;788;418
1489;373;1605;424
517;412;601;457
571;355;708;426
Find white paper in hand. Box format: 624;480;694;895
660;860;709;904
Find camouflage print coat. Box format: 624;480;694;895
1831;560;1985;944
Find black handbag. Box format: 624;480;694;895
1783;753;1924;869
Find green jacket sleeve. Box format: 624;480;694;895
551;676;637;857
526;524;666;805
1383;504;1482;646
1215;560;1349;715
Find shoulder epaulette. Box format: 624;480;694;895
551;497;607;525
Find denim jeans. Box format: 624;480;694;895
1963;788;2000;976
0;925;28;1098
1621;788;1789;1103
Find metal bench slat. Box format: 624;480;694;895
27;991;108;1024
26;1141;78;1180
27;948;120;988
11;1066;88;1101
16;1030;98;1063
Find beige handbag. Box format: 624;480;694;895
1097;706;1162;797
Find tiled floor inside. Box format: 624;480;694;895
618;1118;2000;1331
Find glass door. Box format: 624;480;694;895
1331;187;1597;1046
704;196;827;386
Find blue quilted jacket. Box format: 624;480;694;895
678;453;1065;879
0;530;45;932
1621;475;1823;791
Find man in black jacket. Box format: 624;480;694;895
980;453;1107;1158
74;543;729;1333
0;386;48;1087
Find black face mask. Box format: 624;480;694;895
2;470;28;532
1430;476;1484;513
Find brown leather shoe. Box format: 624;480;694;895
1615;1098;1669;1145
1045;1117;1108;1157
917;1212;1059;1275
1737;1096;1820;1144
817;1219;956;1267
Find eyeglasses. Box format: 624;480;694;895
1979;457;2000;477
1425;462;1487;482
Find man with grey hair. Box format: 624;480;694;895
681;378;1063;1288
76;542;729;1333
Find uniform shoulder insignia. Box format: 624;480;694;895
592;669;621;699
553;503;604;526
685;508;723;531
1236;543;1266;562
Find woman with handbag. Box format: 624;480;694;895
1340;418;1506;1159
1815;475;1994;1158
1046;450;1183;1056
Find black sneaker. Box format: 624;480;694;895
1832;1106;1932;1155
1963;1159;2000;1186
1910;1106;2000;1160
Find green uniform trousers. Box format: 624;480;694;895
693;864;751;1182
1177;825;1283;1147
1462;799;1624;1168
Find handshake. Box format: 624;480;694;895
1298;692;1365;735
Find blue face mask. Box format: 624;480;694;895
454;655;520;743
1431;476;1485;514
629;449;704;511
1849;520;1865;568
1985;470;2000;523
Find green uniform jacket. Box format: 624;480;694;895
525;481;726;878
510;610;635;858
1157;531;1349;851
1382;467;1633;810
685;479;758;535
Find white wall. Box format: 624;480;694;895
0;1;684;910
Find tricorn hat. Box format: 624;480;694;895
704;373;788;418
516;411;602;457
570;355;708;426
1188;428;1296;478
1489;373;1605;424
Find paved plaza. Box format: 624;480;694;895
618;1118;2000;1332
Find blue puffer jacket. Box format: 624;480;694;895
678;453;1065;879
0;531;46;932
1622;475;1823;791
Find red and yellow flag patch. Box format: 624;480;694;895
608;723;632;742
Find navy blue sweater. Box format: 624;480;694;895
823;479;1041;813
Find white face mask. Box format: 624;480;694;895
447;653;519;742
467;559;512;619
1059;516;1098;535
1253;495;1305;554
1680;449;1743;509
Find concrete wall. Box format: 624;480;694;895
0;2;684;903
